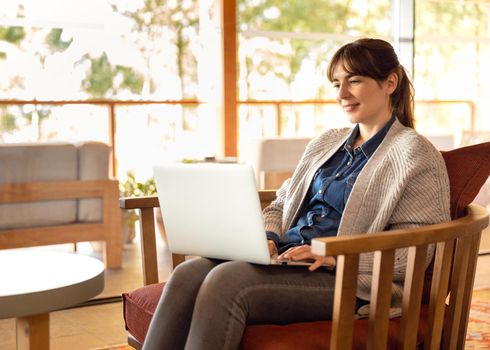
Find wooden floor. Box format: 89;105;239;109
1;227;490;350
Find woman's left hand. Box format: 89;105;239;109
279;245;336;271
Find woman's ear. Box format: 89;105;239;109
385;72;398;95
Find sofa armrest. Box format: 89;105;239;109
0;179;114;203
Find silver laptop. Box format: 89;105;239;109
152;162;317;266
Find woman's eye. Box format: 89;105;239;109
333;84;340;89
349;80;360;85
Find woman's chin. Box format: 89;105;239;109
346;113;361;124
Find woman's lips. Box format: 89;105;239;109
342;103;359;113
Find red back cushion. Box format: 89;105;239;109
422;142;490;303
441;142;490;219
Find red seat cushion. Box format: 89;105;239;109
123;282;428;349
123;283;165;345
122;143;490;347
241;306;429;350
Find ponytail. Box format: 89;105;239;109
392;66;415;128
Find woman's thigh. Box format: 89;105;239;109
196;261;336;325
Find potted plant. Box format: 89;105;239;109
119;171;157;243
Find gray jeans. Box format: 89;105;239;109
142;257;336;350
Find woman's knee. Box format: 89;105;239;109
166;257;218;291
196;261;258;299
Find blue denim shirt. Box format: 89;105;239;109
267;116;395;254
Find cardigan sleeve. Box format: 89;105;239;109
263;178;291;235
388;148;451;277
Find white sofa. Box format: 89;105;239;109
0;142;122;268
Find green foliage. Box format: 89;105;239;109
21;107;51;124
119;171;157;198
115;65;145;94
240;0;353;33
82;53;115;97
119;171;157;228
110;0;199;98
46;29;73;51
239;0;354;94
0;52;6;59
416;1;488;37
0;109;17;133
81;53;144;98
0;26;25;44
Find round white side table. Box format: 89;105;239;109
0;250;105;350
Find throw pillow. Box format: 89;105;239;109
441;142;490;219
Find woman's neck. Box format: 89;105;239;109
356;114;393;146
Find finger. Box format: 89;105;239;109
288;250;314;261
278;246;301;259
284;246;312;260
325;256;336;267
279;245;309;259
308;259;323;271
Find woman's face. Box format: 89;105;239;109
331;63;396;126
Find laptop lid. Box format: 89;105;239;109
153;162;271;265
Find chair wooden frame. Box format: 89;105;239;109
120;191;488;349
0;179;122;268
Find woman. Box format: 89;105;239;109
142;38;450;350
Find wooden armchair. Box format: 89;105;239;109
121;142;490;349
120;194;488;349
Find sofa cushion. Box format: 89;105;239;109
123;283;165;345
122;282;428;349
77;141;111;222
442;142;490;219
0;143;77;229
242;306;428;349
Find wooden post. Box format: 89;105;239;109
221;0;238;157
16;313;50;350
108;103;117;177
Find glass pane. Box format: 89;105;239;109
237;0;393;149
414;0;490;147
0;0;221;180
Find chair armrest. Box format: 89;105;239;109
119;195;161;285
311;204;489;256
119;196;160;209
310;203;489;350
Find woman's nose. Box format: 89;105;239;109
337;83;350;99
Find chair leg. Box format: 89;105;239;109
128;334;143;349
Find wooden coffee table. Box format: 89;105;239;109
0;250;105;349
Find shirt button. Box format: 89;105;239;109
319;190;322;194
335;173;340;178
347;161;352;166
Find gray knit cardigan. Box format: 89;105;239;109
263;119;451;303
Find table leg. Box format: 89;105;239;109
16;313;50;350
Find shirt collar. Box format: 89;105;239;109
344;115;396;158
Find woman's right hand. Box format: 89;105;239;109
268;240;278;258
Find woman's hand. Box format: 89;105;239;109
267;240;278;258
279;245;336;271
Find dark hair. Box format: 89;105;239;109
327;38;415;128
